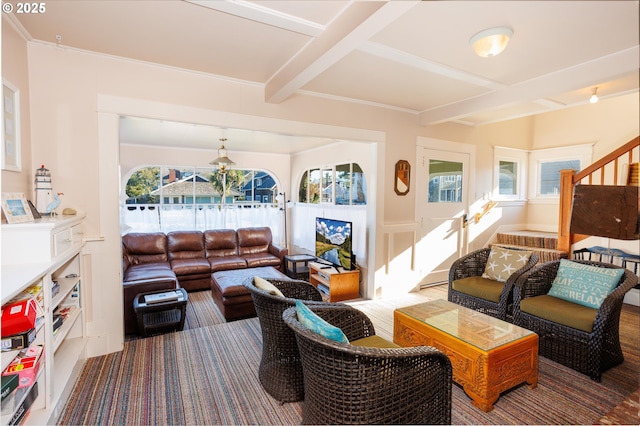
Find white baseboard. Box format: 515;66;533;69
623;288;639;307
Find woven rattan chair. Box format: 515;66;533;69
512;259;638;381
448;247;539;320
243;277;323;403
282;304;452;425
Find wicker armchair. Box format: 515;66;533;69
243;277;323;403
282;304;452;425
448;247;539;320
512;260;638;382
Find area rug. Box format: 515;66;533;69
61;290;639;425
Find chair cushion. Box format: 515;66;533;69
295;300;348;344
482;246;532;282
547;259;624;309
350;335;400;348
254;276;284;297
452;276;504;303
520;294;598;333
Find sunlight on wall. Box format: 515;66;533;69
467;199;503;246
375;227;422;297
416;219;459;274
376;200;506;299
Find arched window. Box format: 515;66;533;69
121;166;283;243
298;163;366;205
293;163;367;268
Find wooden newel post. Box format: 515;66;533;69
558;169;576;254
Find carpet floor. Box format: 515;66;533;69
60;286;639;425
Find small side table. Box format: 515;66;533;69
284;254;317;280
133;288;188;337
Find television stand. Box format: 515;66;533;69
308;262;359;302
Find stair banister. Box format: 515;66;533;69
558;136;640;253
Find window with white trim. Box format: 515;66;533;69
493;147;527;201
528;144;592;201
298;163;366;205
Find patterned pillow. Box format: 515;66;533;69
254;276;284;297
482;246;532;282
295;300;349;344
548;259;624;309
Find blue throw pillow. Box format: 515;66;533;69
548;259;624;309
295;300;349;344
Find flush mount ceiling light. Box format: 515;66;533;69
590;87;599;104
470;27;513;58
209;138;236;173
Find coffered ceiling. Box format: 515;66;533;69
6;0;639;153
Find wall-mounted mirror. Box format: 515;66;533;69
394;160;410;196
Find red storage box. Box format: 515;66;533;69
1;299;37;337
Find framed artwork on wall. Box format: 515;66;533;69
1;193;34;224
2;80;21;172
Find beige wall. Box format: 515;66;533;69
3;30;637;356
528;94;639;230
1;18;32;194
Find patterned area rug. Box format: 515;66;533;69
61;289;639;425
597;390;640;425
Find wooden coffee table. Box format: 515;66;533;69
394;299;538;412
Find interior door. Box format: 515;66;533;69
417;149;470;285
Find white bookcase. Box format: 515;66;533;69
1;214;87;425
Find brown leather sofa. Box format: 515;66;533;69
122;227;287;334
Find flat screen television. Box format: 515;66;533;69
315;217;355;270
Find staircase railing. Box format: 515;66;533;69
558;136;639;253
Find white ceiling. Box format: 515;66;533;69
8;0;639;154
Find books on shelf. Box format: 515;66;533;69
144;291;179;305
317;284;329;295
1;328;36;352
7;381;38;426
1;373;19;403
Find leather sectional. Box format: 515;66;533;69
121;227;287;334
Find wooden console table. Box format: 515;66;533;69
308;262;359;302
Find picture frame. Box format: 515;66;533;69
1;193;34;224
2;80;21;172
394;160;411;196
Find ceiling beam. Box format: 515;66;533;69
265;1;420;104
186;0;325;36
419;46;640;125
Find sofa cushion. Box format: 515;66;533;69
167;231;205;260
482;246;532;282
295;300;349;344
242;252;281;268
452;276;504;303
123;262;175;283
547;259;624;309
237;227;272;256
209;256;247;272
170;258;211;276
122;232;168;264
520;294;598;333
204;229;240;258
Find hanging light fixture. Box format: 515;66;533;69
209;138;236;173
590;87;599;104
470;27;513;58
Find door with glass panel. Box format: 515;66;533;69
417;150;470;285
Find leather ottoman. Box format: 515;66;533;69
211;266;290;321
